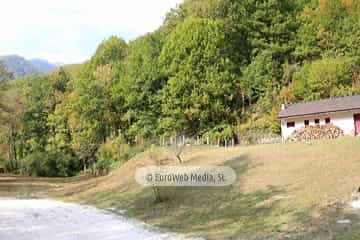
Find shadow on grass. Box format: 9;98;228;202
73;154;290;239
288;201;360;240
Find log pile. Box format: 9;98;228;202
288;124;344;142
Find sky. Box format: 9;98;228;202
0;0;182;64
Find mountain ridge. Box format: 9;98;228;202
0;55;61;79
30;58;61;73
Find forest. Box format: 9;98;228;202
1;0;360;176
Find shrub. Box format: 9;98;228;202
23;151;48;177
202;124;235;145
0;153;5;173
23;150;78;177
94;158;113;175
235;121;281;145
96;135;144;166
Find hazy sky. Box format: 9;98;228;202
0;0;182;64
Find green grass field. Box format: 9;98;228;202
56;137;360;239
2;137;360;239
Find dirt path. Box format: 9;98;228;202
0;198;202;240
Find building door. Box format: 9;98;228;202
354;114;360;135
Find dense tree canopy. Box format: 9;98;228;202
159;17;237;136
2;0;360;176
118;30;166;139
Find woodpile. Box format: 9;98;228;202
288;124;343;142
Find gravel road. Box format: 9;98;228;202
0;198;202;240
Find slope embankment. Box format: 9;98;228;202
2;137;360;239
58;137;360;239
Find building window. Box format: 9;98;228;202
325;117;331;124
287;122;295;128
315;119;320;125
304;120;309;127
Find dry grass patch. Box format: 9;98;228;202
3;137;360;239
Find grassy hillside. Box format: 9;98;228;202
54;137;360;239
59;63;83;79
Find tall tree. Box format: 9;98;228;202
228;0;299;61
117;30;167;140
67;36;128;168
288;57;355;101
159;17;238;136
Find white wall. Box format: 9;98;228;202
280;111;359;141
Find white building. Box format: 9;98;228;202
279;95;360;141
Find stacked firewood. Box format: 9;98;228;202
288;124;344;142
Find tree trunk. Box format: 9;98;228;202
176;155;182;163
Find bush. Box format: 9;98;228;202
96;135;144;167
202;124;235;145
235;121;280;145
94;158;113;175
23;151;48;176
23;150;78;177
0;153;5;173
